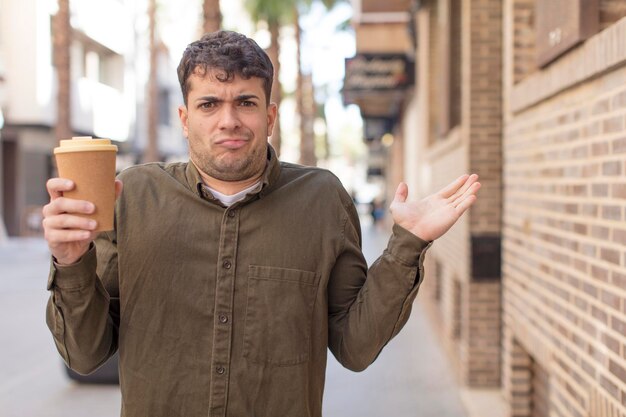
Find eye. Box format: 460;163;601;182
199;101;217;109
240;100;256;107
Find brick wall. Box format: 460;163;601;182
467;0;503;236
462;281;502;387
428;0;441;144
466;0;503;388
511;0;536;84
503;11;626;416
413;0;503;390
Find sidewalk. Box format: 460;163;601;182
0;238;122;417
0;221;467;417
323;218;467;417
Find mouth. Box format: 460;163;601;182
215;138;248;150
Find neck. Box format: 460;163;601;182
194;163;263;196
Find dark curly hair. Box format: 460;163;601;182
177;31;274;106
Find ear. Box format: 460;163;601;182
266;102;278;137
178;105;189;138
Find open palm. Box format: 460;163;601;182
389;174;481;242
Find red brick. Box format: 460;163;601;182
612;90;626;109
602;116;624;133
613;229;626;244
591;226;609;239
601;333;620;355
611;316;626;334
600;375;620;400
592;99;610;115
613;271;626;288
601;290;622;311
591;265;609;282
600;248;620;265
583;121;601;137
582;282;598;297
602;160;622;175
593;142;610;156
602;205;621;220
591;306;608;324
593;184;609;197
613;136;626;153
582;204;598;217
612;183;626;199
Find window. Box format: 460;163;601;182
438;0;462;135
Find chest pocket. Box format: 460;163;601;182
243;265;320;366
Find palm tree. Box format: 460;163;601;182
52;0;72;141
202;0;222;34
244;0;294;157
296;0;343;166
246;0;342;161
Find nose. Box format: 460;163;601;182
217;105;242;130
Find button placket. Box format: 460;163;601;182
208;208;239;416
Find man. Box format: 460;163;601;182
43;31;480;417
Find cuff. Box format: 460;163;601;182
47;244;97;290
386;224;432;267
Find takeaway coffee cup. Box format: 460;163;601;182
54;136;118;232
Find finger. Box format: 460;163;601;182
455;194;477;215
393;182;408;204
46;228;94;243
42;214;97;232
46;178;75;200
439;174;470;198
43;197;95;217
115;179;124;200
452;182;481;207
448;174;479;201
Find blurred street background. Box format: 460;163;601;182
1;0;626;417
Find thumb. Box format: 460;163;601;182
393;182;408;204
115;179;124;200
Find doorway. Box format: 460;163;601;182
2;139;18;236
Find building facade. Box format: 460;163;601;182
0;0;185;236
346;1;626;416
502;2;626;417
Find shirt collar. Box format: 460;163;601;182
185;144;281;200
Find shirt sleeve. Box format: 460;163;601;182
45;230;120;375
327;204;432;372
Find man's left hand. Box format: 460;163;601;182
389;174;481;242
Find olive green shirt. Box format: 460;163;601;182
46;146;431;417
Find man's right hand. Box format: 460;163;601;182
42;178;123;266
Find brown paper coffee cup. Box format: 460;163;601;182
54;136;118;232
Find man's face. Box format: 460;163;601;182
179;70;277;182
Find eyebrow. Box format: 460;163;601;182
195;94;260;103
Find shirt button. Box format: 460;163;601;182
227;210;236;218
216;366;226;375
218;314;228;324
223;260;232;269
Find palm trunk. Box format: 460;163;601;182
144;0;159;163
295;8;316;167
267;21;281;157
299;74;317;166
53;0;72;140
202;0;222;34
